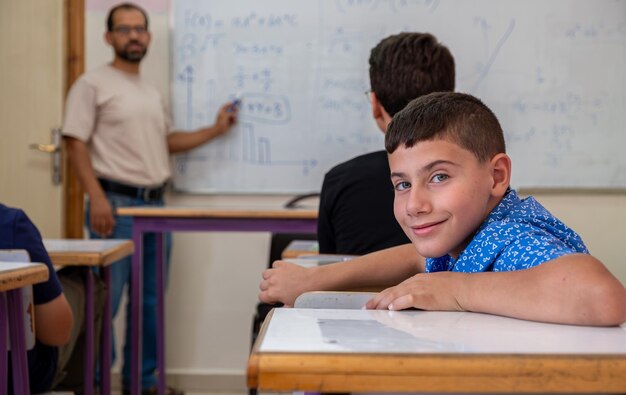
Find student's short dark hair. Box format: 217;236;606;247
369;32;455;117
107;2;149;32
385;92;506;162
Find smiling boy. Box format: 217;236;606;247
260;92;626;326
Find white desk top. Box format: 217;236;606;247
0;262;45;272
260;308;626;355
0;261;48;291
44;239;129;253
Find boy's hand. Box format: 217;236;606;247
365;272;470;311
259;260;312;307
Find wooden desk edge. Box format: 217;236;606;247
281;250;315;259
0;264;49;291
247;307;277;389
48;241;134;267
250;353;626;392
248;309;626;392
117;207;317;219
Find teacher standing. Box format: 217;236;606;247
62;3;237;394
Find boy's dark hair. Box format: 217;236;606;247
385;92;506;162
107;2;149;31
369;32;455;117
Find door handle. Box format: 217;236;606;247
29;143;59;153
29;128;62;185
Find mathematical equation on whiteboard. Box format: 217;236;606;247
170;0;626;191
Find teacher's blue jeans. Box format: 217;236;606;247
86;192;172;390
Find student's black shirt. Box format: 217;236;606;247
317;150;410;255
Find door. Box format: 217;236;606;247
0;0;65;237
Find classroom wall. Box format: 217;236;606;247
527;191;626;284
85;3;626;392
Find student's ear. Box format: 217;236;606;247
370;92;391;133
490;153;512;197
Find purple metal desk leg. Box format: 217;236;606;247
100;267;112;395
155;232;165;395
131;224;144;395
7;289;30;394
84;270;95;395
0;293;7;395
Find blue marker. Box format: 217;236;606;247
229;94;242;112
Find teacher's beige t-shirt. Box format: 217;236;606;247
63;64;173;187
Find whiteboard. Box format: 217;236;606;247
170;0;626;193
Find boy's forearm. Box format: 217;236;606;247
463;254;626;326
313;243;423;291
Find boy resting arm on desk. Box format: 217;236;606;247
260;92;626;326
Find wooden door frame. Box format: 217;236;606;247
64;0;85;238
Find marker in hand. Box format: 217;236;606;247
228;93;242;112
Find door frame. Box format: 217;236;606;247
64;0;85;238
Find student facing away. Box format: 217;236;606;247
260;92;626;326
317;32;454;255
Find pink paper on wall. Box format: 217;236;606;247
87;0;170;14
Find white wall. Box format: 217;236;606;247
526;191;626;285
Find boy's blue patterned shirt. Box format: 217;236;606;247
425;189;589;273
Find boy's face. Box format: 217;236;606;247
389;138;504;259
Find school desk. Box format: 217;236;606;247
44;239;134;395
0;261;48;395
116;205;317;395
248;308;626;393
281;239;319;259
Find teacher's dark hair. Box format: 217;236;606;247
107;2;149;32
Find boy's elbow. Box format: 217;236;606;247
55;310;74;345
35;295;75;346
585;281;626;326
566;255;626;326
42;308;74;346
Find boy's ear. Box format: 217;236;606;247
370;92;391;133
490;153;512;196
